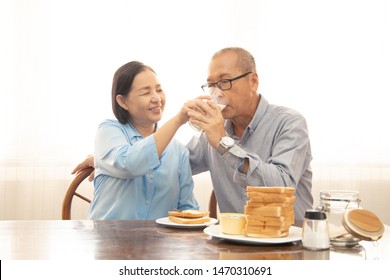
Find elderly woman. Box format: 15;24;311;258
88;61;198;220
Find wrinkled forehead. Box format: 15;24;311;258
207;52;239;81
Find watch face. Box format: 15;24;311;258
222;137;234;147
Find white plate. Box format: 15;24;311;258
203;225;302;244
156;217;219;228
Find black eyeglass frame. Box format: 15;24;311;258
201;71;253;92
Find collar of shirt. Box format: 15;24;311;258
125;121;169;158
124;122;145;145
225;94;269;141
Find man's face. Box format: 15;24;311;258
207;52;257;120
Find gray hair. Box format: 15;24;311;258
212;47;256;73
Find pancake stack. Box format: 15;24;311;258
244;186;295;238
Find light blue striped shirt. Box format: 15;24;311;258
187;95;313;226
89;119;199;220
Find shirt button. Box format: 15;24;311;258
145;200;150;205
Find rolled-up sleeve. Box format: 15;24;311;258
95;120;161;179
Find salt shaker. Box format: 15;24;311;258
302;209;330;250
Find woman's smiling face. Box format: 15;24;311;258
122;69;166;128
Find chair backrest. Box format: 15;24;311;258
208;190;218;219
62;166;94;220
62;165;218;220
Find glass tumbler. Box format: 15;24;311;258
319;190;361;247
188;96;227;132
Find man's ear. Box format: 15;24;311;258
116;95;128;110
250;72;259;91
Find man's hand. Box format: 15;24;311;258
187;97;226;148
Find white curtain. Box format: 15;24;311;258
1;0;389;221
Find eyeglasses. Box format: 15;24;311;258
201;71;252;93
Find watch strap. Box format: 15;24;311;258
217;137;234;155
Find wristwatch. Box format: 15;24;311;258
216;136;235;155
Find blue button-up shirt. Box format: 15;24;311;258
89;119;199;220
187;95;313;226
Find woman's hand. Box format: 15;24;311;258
71;155;95;181
175;95;212;125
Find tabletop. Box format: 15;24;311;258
0;220;388;260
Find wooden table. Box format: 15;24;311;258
0;220;388;260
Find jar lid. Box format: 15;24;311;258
342;209;384;241
320;190;361;203
305;209;327;220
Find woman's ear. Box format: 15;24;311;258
116;95;128;110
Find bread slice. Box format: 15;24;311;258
168;209;209;218
246;191;293;198
246;218;292;227
244;205;294;217
245;224;291;232
246;214;287;222
245;230;289;238
168;216;211;224
246;186;295;194
246;201;293;208
248;196;296;203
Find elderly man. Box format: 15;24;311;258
186;47;313;226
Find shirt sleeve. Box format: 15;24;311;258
176;146;199;210
186;133;210;175
95;120;161;179
224;115;312;188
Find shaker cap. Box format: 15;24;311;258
305;209;327;220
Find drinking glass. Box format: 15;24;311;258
188;95;228;132
212;94;228;111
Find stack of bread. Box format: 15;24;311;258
168;209;210;224
244;186;295;238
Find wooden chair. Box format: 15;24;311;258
208;190;218;219
62;166;94;220
62;166;218;220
